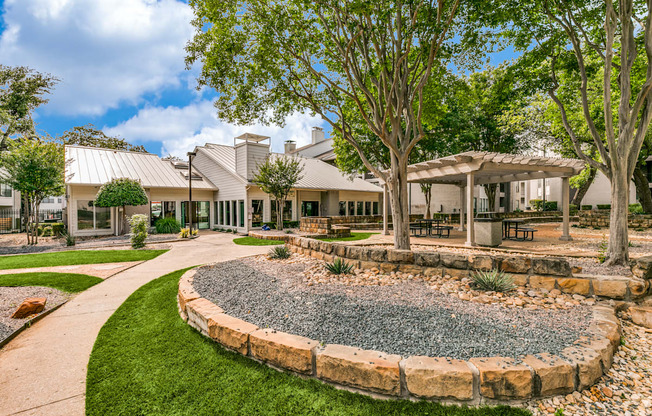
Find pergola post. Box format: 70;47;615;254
382;183;389;236
559;176;573;241
465;172;475;246
458;185;465;231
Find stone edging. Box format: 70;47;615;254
178;267;621;404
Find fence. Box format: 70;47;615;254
0;209;63;234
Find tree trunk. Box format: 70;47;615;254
483;183;497;212
421;184;432;219
605;165;630;266
387;158;410;250
34;200;39;245
632;165;652;213
277;199;284;231
571;166;597;205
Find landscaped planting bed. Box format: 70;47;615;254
178;254;621;404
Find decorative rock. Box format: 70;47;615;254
249;329;316;374
208;313;259;355
560;346;603;390
632;255;652;279
178;269;200;312
468;255;493;271
403;356;475;401
387;249;414;264
11;297;46;319
316;344;402;396
593;278;629;299
500;257;531;274
629;306;652;329
522;354;575;396
414;252;440;267
185;298;224;336
628;279;649;298
469;357;533;400
529;276;557;291
557;278;591;295
532;257;571;277
439;253;468;269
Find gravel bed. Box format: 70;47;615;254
0;286;70;344
567;257;633;276
193;258;592;360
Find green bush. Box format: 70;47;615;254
529;199;557;211
597;204;611;210
268;245;291;259
471;270;515;292
51;222;65;236
581;204;593;210
38;225;53;237
155;217;181;234
129;214;148;249
569;204;578;213
325;257;355;275
63;231;76;246
629;203;644;214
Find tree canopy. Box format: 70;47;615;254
62;124;147;153
95;178;148;208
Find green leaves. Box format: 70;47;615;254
251;155;304;202
61;124;147;153
94;178;148;208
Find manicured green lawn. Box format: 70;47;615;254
317;232;376;242
0;272;103;293
233;236;285;246
85;268;529;416
0;249;168;270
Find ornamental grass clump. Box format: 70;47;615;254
268;245;291;259
470;270;515;293
155;217;181;234
128;214;148;249
179;228;198;238
325;258;354;275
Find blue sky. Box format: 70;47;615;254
0;0;516;157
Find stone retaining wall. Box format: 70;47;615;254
300;217;351;237
579;210;652;229
178;268;621;404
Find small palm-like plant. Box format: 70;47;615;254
471;270;515;292
268;245;291;259
325;258;354;275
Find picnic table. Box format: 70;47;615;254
503;219;536;241
410;218;452;238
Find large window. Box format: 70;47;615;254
347;201;355;216
372;201;379;215
339;201;346;216
225;201;231;226
150;201;176;226
239;200;245;227
182;201;210;229
219;201;224;225
0;184;11;198
356;201;363;215
251;199;263;226
365;201;371;216
231;200;237;226
77;200;111;231
301;201;319;217
271;200;292;222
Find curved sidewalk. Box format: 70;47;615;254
0;234;269;416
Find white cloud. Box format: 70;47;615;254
0;0;194;115
104;100;328;157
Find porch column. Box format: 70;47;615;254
382;183;389;235
465;173;475;246
458;185;466;231
560;176;573;241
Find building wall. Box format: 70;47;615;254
581;171;637;207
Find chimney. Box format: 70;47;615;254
284;140;297;154
234;133;270;180
311;127;325;144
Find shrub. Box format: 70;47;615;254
530;199;558;212
38;225;53;237
64;231;76;246
470;270;515;292
597;204;611;210
129;214;148;249
51;222;65;236
581;205;593;210
155;217;181;234
629;203;644;214
569;204;578;212
179;227;198;238
325;258;354;275
268;245;291;259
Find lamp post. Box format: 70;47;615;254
187;151;196;233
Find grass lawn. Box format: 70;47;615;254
0;272;103;293
233;236;285;246
86;268;529;416
0;249;168;270
317;232;376;242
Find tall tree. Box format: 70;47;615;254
0;66;58;149
186;0;462;250
0;137;66;244
94;178;149;235
252;156;304;231
61;124;147;153
485;0;652;265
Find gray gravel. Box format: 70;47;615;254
193;258;593;360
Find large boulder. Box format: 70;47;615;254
633;255;652;280
630;306;652;329
11;297;46;319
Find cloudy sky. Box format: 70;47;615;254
0;0;514;157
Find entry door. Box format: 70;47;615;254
301;201;319;217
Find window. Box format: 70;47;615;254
301;201;319;217
372;201;379;215
182;201;210;229
271;200;293;222
77;200;111;231
356;201;363;215
364;201;371;216
348;201;355;216
151;201;176;226
43;197;55;204
239;200;245;227
232;200;237;226
339;201;346;216
214;202;219;224
0;184;11;198
225;201;231;225
219;201;224;225
251;200;263;226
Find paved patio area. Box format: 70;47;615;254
0;233;270;416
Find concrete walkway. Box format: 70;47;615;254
0;234;270;416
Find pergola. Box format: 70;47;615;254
381;152;585;246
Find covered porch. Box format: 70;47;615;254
382;152;585;246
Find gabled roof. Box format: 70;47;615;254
65;146;217;190
198;143;381;193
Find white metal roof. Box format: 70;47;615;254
407;151;586;185
65;146;217;190
199;143;382;193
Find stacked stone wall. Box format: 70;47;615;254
579;210;652;229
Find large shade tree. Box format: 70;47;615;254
61;124;147;153
186;0;464;249
481;0;652;265
94;178;148;235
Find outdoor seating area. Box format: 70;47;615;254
409;218;453;238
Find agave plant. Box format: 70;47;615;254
325;258;354;275
470;270;516;292
268;245;291;259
